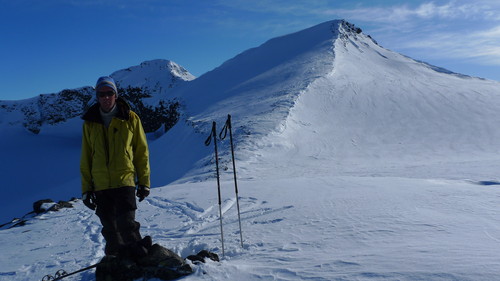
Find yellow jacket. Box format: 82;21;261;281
80;98;150;194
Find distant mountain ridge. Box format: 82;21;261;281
0;60;194;134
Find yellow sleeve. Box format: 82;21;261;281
131;112;151;188
80;122;93;194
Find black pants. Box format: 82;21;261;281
95;186;142;255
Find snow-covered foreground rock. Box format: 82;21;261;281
2;175;500;280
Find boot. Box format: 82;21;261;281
139;236;153;250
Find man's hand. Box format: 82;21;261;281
82;192;96;210
137;185;150;202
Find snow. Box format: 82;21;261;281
3;177;500;280
3;19;500;280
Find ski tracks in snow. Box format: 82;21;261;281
0;202;103;281
77;207;105;259
144;194;264;238
140;184;295;260
43;205;103;280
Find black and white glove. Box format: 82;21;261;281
82;192;96;210
136;185;150;202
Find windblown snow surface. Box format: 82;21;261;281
3;20;500;281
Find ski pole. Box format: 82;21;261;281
205;121;225;257
42;263;99;281
220;114;244;248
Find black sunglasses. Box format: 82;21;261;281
97;91;116;98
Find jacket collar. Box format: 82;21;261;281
82;97;131;123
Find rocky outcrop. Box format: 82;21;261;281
0;198;77;230
96;244;193;281
33;198;76;214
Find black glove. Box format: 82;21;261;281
82;192;96;210
136;185;150;202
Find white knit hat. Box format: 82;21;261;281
95;76;118;96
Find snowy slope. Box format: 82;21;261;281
160;20;359;181
2;19;500;281
248;22;500;180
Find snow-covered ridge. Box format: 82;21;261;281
0;59;195;134
167;19;500;182
247;23;500;179
0;87;95;134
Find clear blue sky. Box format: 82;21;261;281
2;0;500;100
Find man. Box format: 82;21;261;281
80;76;152;257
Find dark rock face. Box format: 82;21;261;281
0;86;181;135
117;86;181;134
95;244;193;281
33;199;55;214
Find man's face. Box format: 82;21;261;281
97;86;117;113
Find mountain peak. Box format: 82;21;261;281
112;59;195;94
137;59;194;80
175;20;353;116
330;19;379;46
337;19;363;35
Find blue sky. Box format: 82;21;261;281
2;0;500;100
